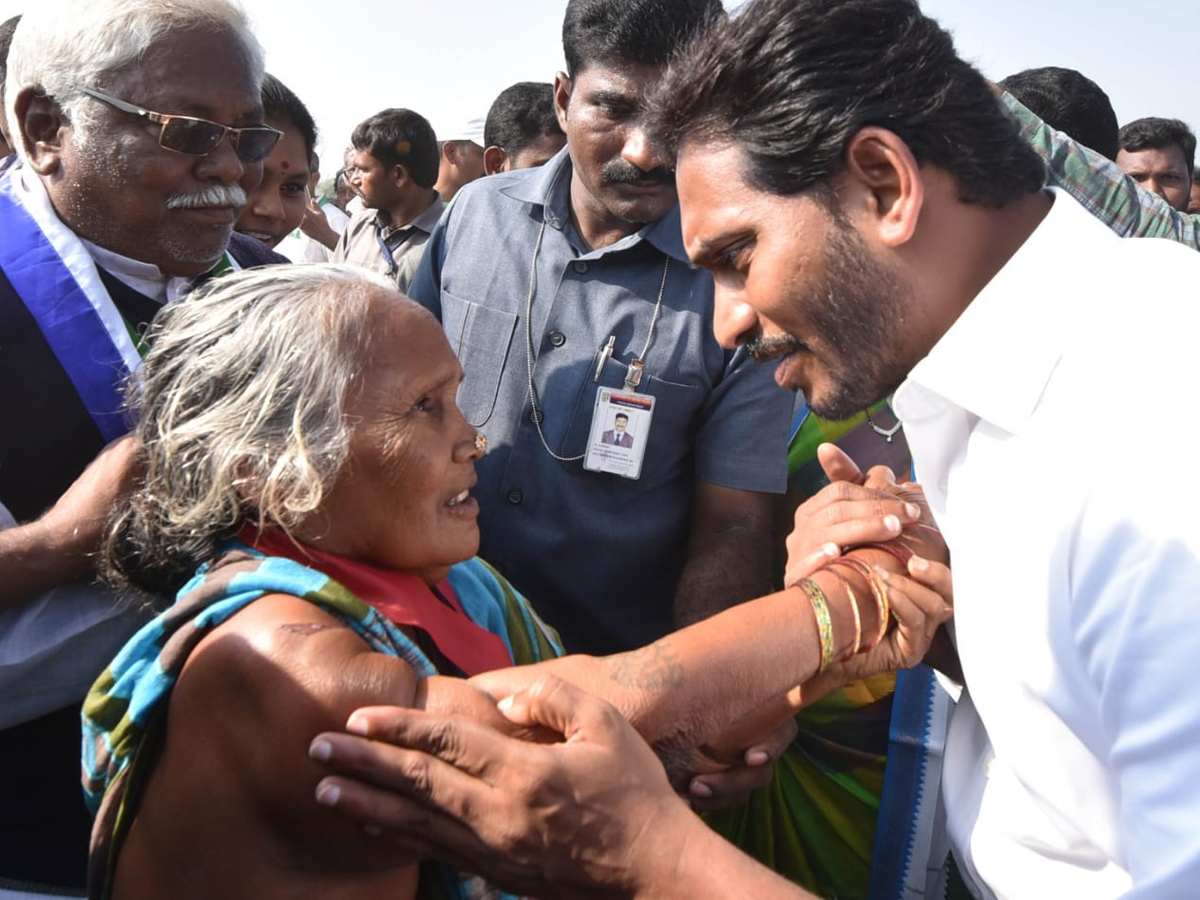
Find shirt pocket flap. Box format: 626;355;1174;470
442;290;519;427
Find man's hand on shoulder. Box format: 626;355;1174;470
0;436;142;609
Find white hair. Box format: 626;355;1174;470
4;0;264;158
105;264;401;593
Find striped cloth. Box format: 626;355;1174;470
1002;92;1200;249
82;544;562;900
706;672;896;898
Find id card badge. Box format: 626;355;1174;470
583;390;655;480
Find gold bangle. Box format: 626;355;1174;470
823;555;885;654
828;567;862;660
800;578;836;672
867;566;890;650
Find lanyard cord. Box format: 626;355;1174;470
375;225;399;278
523;218;669;463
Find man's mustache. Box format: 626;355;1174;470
165;184;249;210
746;333;806;362
601;160;674;186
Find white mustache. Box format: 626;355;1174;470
165;184;248;210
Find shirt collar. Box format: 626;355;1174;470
896;189;1115;436
500;146;691;264
374;191;444;239
81;239;174;303
15;165;195;303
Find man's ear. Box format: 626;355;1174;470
842;126;923;248
16;88;70;175
483;145;507;176
552;71;572;133
391;163;410;188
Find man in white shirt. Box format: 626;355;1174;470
658;0;1200;895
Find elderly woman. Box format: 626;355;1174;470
84;266;562;900
82;266;950;900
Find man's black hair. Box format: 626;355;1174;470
484;82;563;154
1119;117;1196;176
999;66;1119;161
562;0;723;78
351;108;439;189
614;412;629;421
650;0;1046;208
261;73;318;170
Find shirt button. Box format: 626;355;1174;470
507;489;524;504
529;409;544;425
573;260;588;274
547;331;566;347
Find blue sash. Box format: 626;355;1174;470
0;171;139;441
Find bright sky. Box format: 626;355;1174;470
2;0;1197;178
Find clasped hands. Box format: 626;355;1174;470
307;443;954;886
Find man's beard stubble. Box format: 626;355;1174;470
748;217;914;421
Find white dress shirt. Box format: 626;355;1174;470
892;189;1200;899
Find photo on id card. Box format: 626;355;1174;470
583;389;655;479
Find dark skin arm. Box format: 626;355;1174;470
308;448;954;850
669;481;787;806
469;444;948;749
673;481;776;628
0;436;141;610
310;677;823;900
316;464;950;807
112;591;524;898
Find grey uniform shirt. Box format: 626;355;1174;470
408;149;790;653
333;193;443;292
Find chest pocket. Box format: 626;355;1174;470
441;290;519;427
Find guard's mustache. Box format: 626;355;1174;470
601;159;674;186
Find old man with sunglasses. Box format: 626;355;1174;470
0;1;283;895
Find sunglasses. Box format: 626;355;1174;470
80;87;283;163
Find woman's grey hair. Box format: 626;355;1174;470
5;0;264;155
105;264;397;594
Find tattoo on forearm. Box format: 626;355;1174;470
609;643;684;691
279;622;339;636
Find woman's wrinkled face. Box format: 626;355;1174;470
296;296;484;583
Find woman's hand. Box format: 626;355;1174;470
685;715;797;811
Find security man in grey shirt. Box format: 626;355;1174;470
407;0;791;655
